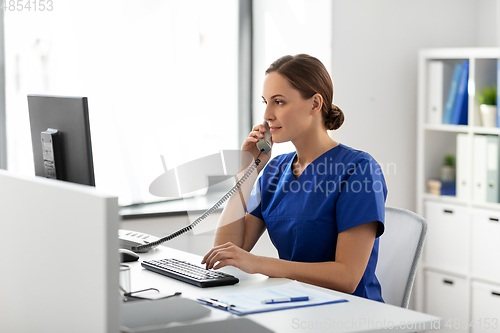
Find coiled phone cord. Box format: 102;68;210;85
134;151;263;252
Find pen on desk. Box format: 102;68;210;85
198;298;234;310
261;296;310;304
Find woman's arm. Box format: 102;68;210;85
241;213;267;252
213;123;272;248
212;168;263;248
261;221;378;293
203;221;378;294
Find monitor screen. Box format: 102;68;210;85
28;95;95;186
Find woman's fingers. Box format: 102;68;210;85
252;123;266;132
202;243;257;274
244;136;259;144
241;133;263;153
249;130;264;139
205;250;232;270
201;242;229;264
202;242;234;269
203;248;222;267
205;251;219;269
205;250;226;270
251;124;267;136
213;258;236;270
201;251;210;264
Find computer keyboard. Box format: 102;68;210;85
141;258;239;288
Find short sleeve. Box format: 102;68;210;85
246;176;263;220
336;156;387;237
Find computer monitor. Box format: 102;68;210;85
28;95;95;186
0;170;120;332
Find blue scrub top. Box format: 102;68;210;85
247;143;387;302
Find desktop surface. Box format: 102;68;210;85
126;245;441;333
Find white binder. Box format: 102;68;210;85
456;133;470;200
486;135;500;203
426;61;452;124
473;135;487;203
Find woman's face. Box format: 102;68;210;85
262;72;316;144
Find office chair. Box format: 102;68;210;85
375;207;427;308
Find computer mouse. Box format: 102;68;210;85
119;248;140;263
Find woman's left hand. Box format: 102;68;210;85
201;242;260;274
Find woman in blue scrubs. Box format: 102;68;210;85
202;54;387;302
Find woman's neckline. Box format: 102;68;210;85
290;143;343;180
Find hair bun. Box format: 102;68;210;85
325;104;344;130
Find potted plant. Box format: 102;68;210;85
440;154;455;182
477;85;497;127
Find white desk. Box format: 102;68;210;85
126;245;441;333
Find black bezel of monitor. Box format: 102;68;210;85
28;94;95;186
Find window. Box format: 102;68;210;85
5;0;239;205
252;0;333;157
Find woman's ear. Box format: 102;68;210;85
310;93;323;115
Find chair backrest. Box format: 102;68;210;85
375;206;427;308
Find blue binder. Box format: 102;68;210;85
450;60;469;125
443;63;462;124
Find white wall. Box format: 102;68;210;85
331;0;499;211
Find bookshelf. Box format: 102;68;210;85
416;48;500;333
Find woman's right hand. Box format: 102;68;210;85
241;123;273;173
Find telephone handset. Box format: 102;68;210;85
256;121;272;154
122;121;272;253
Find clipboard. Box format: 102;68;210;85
196;281;348;315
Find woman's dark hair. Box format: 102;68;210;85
265;54;344;131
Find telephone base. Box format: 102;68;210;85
119;229;160;253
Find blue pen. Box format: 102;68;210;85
262;296;309;304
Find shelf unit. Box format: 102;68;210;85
416;48;500;333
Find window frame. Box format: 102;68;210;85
0;10;6;170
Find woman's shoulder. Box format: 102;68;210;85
267;151;295;167
335;143;379;166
